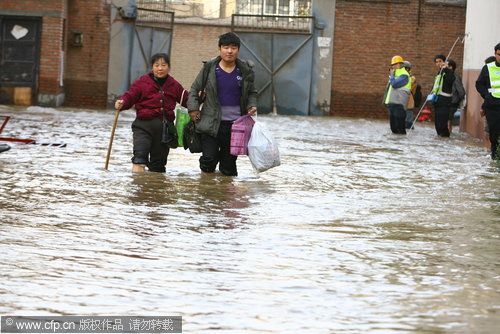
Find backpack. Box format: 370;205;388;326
452;73;466;107
413;83;422;109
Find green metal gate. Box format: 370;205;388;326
129;5;174;85
232;14;314;115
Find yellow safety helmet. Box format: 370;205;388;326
391;55;404;65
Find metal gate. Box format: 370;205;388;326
0;16;41;105
129;6;174;85
232;14;314;115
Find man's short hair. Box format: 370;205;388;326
435;54;446;62
218;32;240;48
495;43;500;52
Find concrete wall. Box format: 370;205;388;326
461;0;500;140
310;0;335;115
107;1;136;107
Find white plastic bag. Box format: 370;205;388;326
247;121;280;173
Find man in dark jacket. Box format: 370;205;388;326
430;54;455;137
476;42;500;159
187;32;257;176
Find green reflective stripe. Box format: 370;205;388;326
487;62;500;98
396;68;411;90
385;68;410;104
432;73;444;94
385;83;392;104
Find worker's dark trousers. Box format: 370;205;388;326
434;105;451;137
388;104;407;135
486;109;500;159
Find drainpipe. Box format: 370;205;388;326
310;0;336;116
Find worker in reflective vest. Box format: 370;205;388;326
384;55;411;135
476;42;500;159
431;54;455;137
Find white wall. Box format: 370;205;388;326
464;0;500;69
461;0;500;139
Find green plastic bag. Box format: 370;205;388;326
175;105;191;148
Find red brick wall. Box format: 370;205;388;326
64;0;111;107
331;0;466;118
39;15;65;95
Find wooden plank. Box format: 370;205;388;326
14;87;32;105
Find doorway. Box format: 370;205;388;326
0;16;41;105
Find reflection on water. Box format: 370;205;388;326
0;105;499;333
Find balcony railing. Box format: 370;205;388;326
232;14;314;34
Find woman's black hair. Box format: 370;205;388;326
218;32;240;48
150;53;170;66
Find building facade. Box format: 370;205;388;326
461;0;500;140
0;0;110;107
2;0;483;140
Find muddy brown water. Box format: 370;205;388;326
0;105;499;333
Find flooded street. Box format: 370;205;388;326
0;105;499;333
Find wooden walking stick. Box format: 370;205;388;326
105;109;120;170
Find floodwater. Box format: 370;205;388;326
0;104;499;333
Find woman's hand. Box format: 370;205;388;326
115;99;124;111
247;107;257;116
189;110;200;121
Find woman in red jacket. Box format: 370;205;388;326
115;53;188;172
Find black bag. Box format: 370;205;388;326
161;120;178;149
183;121;202;153
451;74;466;105
413;83;423;109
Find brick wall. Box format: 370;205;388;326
1;0;466;112
170;23;230;89
64;0;110;107
39;15;65;95
331;0;466;118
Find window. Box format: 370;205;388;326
237;0;311;16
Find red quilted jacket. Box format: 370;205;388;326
120;73;188;121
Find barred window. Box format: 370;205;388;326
236;0;312;16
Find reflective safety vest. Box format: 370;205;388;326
384;67;411;105
487;61;500;98
431;72;452;97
